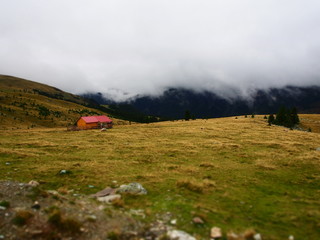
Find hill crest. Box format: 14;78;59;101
0;75;128;129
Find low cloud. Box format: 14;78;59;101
1;0;320;101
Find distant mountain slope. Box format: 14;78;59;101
127;86;320;119
0;75;129;129
86;86;320;119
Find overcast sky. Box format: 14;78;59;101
1;0;320;100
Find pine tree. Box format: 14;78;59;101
275;106;286;125
290;107;300;125
184;110;191;121
274;106;299;128
268;114;275;125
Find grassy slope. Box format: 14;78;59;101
299;114;320;133
0;75;127;129
0;116;320;239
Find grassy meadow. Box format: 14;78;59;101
1;115;320;239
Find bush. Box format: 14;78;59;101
0;200;10;208
12;210;34;226
268;114;275;125
184;110;191;121
48;208;81;233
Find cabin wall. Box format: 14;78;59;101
77;119;98;129
77;118;86;128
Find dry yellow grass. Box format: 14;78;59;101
299;114;320;133
1;115;320;239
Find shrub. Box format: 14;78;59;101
48;208;81;233
0;200;10;208
184;110;191;121
268;114;275;125
107;230;121;240
12;210;34;226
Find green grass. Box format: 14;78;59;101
1;116;320;239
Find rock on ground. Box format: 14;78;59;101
117;182;147;195
167;230;196;240
97;194;121;204
211;227;222;239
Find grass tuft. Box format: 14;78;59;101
12;210;34;226
176;179;205;193
27;187;49;201
106;230;121;240
47;208;81;233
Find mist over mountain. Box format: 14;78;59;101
2;1;320;98
83;86;320;119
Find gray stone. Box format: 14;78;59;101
91;187;116;197
227;232;239;240
87;215;97;221
31;201;40;210
210;227;222;239
47;190;59;195
129;209;145;218
170;219;177;225
59;169;72;175
28;180;40;187
167;230;196;240
117;182;147;195
193;217;204;224
254;233;262;240
26;229;43;236
316;147;320;151
97;194;121;204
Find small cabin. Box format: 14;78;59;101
77;115;113;130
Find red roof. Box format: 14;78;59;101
80;115;112;123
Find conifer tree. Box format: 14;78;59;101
275;106;286;125
184;110;191;121
268;114;275;125
290;107;300;125
274;106;299;128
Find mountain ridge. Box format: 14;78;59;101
84;85;320;119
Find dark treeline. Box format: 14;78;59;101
268;106;299;128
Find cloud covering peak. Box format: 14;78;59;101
1;0;320;100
